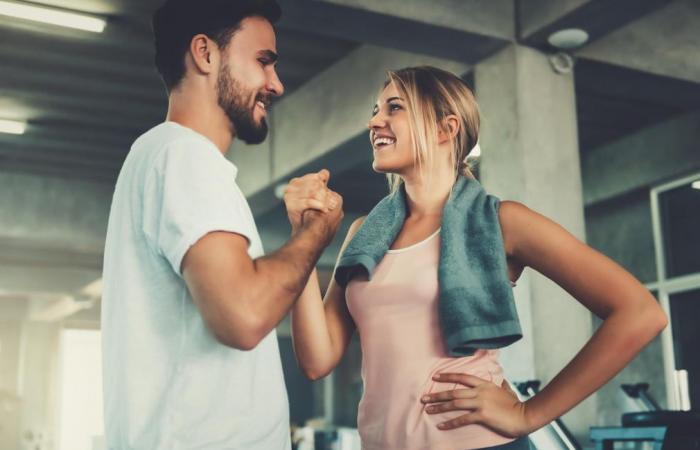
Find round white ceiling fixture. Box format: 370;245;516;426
547;28;589;50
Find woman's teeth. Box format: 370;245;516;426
374;137;396;147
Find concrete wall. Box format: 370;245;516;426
585;190;657;284
0;172;111;252
582;111;700;206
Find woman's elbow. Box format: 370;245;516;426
303;367;332;381
634;302;668;340
650;306;668;335
297;359;333;381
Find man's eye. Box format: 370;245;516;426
258;58;270;65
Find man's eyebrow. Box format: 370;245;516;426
257;50;278;62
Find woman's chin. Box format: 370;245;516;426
372;159;396;173
372;161;406;176
372;164;391;174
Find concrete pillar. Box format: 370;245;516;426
475;45;595;443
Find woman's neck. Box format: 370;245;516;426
402;165;455;219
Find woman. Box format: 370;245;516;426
285;66;667;450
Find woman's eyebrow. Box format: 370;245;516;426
373;96;405;111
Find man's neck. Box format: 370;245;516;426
166;93;235;155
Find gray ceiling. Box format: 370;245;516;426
0;0;359;182
1;0;696;186
575;58;700;152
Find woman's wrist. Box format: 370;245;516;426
522;398;549;434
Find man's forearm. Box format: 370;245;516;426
247;221;329;334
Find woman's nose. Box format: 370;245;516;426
368;113;386;130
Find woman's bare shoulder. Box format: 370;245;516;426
497;200;532;256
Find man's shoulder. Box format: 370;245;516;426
131;128;228;183
135;123;207;155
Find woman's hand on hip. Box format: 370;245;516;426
420;373;534;438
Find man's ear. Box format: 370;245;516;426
437;115;460;145
189;34;217;74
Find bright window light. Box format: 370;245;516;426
692;181;700;190
0;119;27;135
58;329;104;450
0;1;106;33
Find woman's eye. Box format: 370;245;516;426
389;103;402;112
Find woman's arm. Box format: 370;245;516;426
421;201;667;436
291;217;364;380
501;200;668;430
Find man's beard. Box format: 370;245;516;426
216;64;269;144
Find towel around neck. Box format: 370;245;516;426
335;176;522;356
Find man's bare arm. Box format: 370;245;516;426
182;204;343;350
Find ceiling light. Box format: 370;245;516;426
0;119;26;135
548;28;589;50
692;181;700;190
0;1;106;33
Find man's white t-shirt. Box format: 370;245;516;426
101;122;290;450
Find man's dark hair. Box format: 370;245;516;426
152;0;281;92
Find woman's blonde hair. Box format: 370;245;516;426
383;66;480;193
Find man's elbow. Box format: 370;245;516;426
215;331;260;351
212;314;268;351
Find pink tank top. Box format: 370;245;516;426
346;229;516;450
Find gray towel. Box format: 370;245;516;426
335;176;522;356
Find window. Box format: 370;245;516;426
658;182;700;277
668;289;700;408
57;328;104;450
651;172;700;410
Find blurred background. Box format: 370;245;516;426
0;0;699;449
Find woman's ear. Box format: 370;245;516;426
437;115;460;145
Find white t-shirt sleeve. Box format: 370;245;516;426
142;138;254;276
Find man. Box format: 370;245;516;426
101;1;342;448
